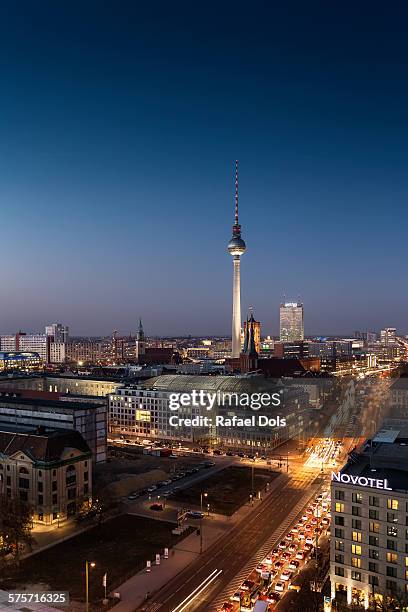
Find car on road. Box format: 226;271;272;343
280;570;293;581
275;581;285;592
296;550;305;560
306;536;314;545
187;510;204;519
230;592;242;602
241;579;254;591
278;540;288;549
150;503;163;511
219;603;234;612
147;485;157;492
288;543;298;553
127;492;140;500
289;560;300;570
267;592;281;603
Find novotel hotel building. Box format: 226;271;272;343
330;430;408;609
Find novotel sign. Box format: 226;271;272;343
331;471;392;491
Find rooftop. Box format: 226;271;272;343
0;396;104;410
0;428;91;463
142;374;280;393
340;439;408;491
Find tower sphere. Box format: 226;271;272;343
228;236;246;256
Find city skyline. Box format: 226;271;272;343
2;2;408;335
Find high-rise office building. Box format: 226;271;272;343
45;323;69;343
227;161;246;358
280;302;304;342
380;328;397;346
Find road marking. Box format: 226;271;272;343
171;569;223;612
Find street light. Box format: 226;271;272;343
200;492;207;511
85;561;96;612
57;513;60;528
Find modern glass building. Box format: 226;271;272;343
279;302;304;342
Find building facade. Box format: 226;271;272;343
330;436;408;609
0;428;91;527
109;374;309;450
0;333;49;363
279;302;304;342
49;342;66;364
380;328;397;347
0;396;107;463
0;352;42;371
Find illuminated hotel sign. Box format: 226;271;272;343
331;471;392;491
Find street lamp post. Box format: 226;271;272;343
85;561;95;612
199;516;203;554
200;492;207;511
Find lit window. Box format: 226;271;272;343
387;499;399;510
335;503;345;513
352;532;362;542
351;557;361;568
352;544;362;555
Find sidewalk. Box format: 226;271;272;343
109;473;288;611
21;511;118;560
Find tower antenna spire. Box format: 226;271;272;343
235;159;239;225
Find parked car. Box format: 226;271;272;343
127;492;139;500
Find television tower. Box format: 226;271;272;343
227;160;246;358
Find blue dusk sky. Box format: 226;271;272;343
0;1;407;337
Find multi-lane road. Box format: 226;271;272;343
139;468;320;612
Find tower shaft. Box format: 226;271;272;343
232;256;241;358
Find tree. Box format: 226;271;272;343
0;494;34;565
